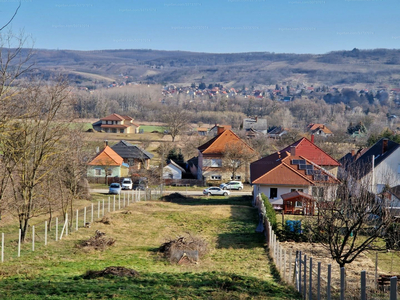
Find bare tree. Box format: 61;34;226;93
223;142;257;181
304;174;395;268
3;78;75;241
162;106;191;142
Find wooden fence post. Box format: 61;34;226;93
303;254;307;300
76;209;79;231
309;257;312;300
91;203;94;223
327;264;331;300
361;270;366;300
84;207;87;227
340;267;345;300
45;221;47;246
289;249;293;283
65;213;68;236
18;229;21;257
1;232;3;262
284;248;287;281
317;262;321;300
97;201;100;219
113;195;116;211
299;251;302;294
118;194;121;210
390;276;397;300
102;199;105;216
32;226;35;252
55;217;58;241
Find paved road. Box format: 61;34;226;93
90;188;251;197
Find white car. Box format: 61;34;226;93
203;187;230;196
121;178;133;190
220;181;244;190
109;183;121;194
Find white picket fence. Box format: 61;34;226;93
254;193;399;300
0;187;162;263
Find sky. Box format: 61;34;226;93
1;0;400;54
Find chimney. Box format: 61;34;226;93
311;134;315;144
104;140;108;148
351;149;356;156
290;146;296;156
383;138;389;154
217;126;225;135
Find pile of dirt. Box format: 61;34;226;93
161;193;195;203
82;266;139;279
78;230;116;251
97;216;112;225
159;234;208;264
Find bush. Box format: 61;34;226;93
261;193;277;230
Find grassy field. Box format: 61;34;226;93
139;125;166;133
0;195;300;299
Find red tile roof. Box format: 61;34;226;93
100;113;132;121
88;146;124;166
198;129;255;155
251;150;339;186
281;137;339;166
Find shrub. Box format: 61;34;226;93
261;193;277;230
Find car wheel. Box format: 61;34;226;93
207;192;211;196
238;187;242;191
223;192;228;196
223;187;227;190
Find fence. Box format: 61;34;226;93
254;193;399;300
0;187;162;263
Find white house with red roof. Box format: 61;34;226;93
92;113;140;134
250;136;340;209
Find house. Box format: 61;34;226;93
87;144;129;182
163;160;186;179
197;128;257;184
307;123;333;137
92;113;140;134
242;117;268;135
267;126;287;139
111;140;154;170
339;138;400;194
250;146;340;211
197;127;208;136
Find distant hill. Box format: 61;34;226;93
18;48;400;88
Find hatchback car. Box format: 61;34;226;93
109;183;121;194
121;178;133;190
203;187;230;196
220;181;244;190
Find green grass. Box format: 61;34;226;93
0;197;300;299
139;125;166;133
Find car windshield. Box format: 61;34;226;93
122;180;130;183
110;183;120;187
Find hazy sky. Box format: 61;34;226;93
2;0;399;54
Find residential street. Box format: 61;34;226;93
90;188;252;197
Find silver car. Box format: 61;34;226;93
203;187;230;196
109;183;121;194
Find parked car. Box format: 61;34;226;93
121;178;133;190
203;187;230;196
109;183;121;194
220;181;244;190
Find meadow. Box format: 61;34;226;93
0;195;300;299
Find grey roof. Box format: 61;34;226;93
111;140;154;160
340;138;400;179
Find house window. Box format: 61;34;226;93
312;187;324;198
230;175;241;180
295;201;303;207
210;175;221;180
270;188;277;199
95;168;102;176
107;120;112;125
106;169;112;176
291;189;304;193
120;129;124;133
211;159;222;167
111;128;117;133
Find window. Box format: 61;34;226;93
210;175;221;180
120;129;124;133
270;188;277;199
295;201;303;207
107;120;112;125
95;168;102;176
230;175;241;180
312;187;324;198
111;128;117;133
291;189;304;193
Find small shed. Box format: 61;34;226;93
281;191;316;215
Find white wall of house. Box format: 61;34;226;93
163;165;183;179
374;149;400;193
87;165;123;178
253;184;311;202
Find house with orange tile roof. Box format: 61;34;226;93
197;127;257;184
307;123;333;137
87;143;129;183
92;113;140;134
250;136;340;209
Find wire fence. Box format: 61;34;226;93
254;193;399;300
0;187;163;263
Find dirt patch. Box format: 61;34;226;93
96;216;112;225
82;266;139;279
77;230;116;251
161;193;192;203
159;234;208;264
